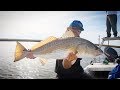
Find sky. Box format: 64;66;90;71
0;11;120;45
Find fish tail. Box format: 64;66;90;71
14;41;28;62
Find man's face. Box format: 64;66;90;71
68;27;81;37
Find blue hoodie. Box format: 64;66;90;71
108;64;120;79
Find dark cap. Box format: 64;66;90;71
69;20;84;31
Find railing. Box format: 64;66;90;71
98;37;120;48
0;38;41;42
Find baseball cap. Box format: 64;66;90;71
69;20;84;31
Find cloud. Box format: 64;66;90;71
0;11;120;45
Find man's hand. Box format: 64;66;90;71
62;52;77;69
26;52;36;59
66;52;77;62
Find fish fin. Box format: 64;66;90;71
14;41;28;62
68;47;78;54
68;43;84;55
39;58;48;66
61;29;76;38
31;36;58;51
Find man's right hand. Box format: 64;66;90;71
62;52;78;69
66;52;77;62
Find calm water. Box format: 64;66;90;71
0;41;120;79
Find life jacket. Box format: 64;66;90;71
55;58;84;79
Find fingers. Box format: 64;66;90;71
66;52;77;62
62;52;78;69
26;52;36;59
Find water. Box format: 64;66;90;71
0;41;120;79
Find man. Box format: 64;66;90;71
108;57;120;79
26;20;93;79
106;11;117;37
55;20;93;79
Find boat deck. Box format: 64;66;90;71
84;63;117;79
84;63;117;72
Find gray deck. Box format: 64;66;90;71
84;63;118;79
84;63;117;72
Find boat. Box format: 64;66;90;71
0;37;120;79
84;36;120;79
